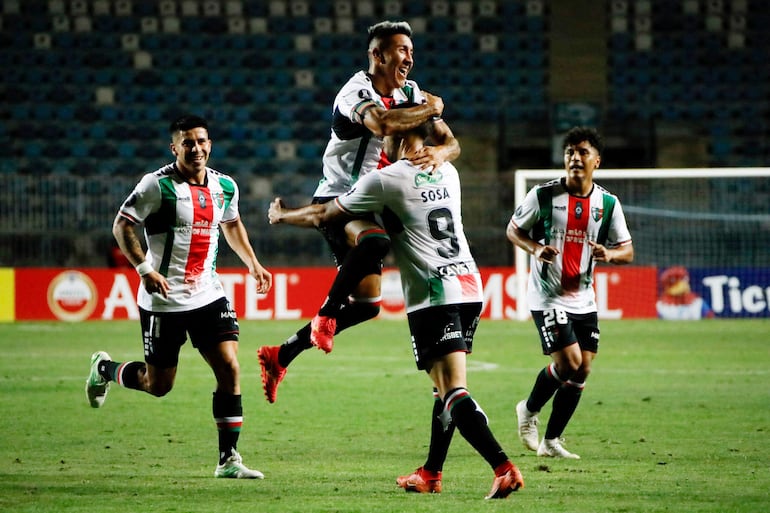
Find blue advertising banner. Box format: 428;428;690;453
656;266;770;319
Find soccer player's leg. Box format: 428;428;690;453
311;218;390;353
396;388;450;493
519;310;576;451
411;304;523;498
539;318;597;459
86;309;181;406
195;299;263;479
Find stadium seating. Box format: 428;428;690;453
1;0;767;266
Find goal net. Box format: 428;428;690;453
513;168;770;320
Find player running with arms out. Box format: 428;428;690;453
85;115;272;479
257;20;460;403
267;111;523;499
507;126;634;459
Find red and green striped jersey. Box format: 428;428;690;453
510;178;632;314
118;164;239;312
313;70;424;198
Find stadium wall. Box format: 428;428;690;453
3;266;769;322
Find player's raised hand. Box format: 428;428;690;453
267;197;286;225
411;144;450;171
421;91;444;117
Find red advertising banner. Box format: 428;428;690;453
11;266;658;322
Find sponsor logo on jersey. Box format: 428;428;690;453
414;170;443;187
437;260;478;277
198;190;207;209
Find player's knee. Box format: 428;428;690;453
554;361;580;381
359;234;391;259
574;365;591;382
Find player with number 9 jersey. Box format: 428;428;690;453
335;159;481;313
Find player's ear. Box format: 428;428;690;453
372;47;385;64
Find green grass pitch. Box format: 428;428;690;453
1;319;768;512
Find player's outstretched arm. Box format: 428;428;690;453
267;197;344;228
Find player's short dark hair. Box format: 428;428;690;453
169;114;208;135
390;102;432;140
367;21;412;48
563;126;604;155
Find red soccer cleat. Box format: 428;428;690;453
310;315;336;354
484;461;524;499
257;345;287;404
396;466;442;494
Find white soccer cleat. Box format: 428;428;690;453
85;351;111;408
537;438;581;459
516;400;539;451
214;449;264;479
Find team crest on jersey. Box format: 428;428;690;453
198;190;207;209
213;192;224;209
414;170;443;187
574;201;583;219
591;207;604;221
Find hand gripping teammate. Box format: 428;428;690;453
257;20;460;403
85;115;272;479
267;111;523;499
507;126;634;459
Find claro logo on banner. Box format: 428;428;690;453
14;267;660;321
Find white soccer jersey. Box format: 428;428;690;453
118;164;240;312
510;178;632;313
313;70;424;198
336;159;482;313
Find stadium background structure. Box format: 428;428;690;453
1;0;768;267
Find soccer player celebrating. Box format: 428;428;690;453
267;111;523;499
257;20;460;404
507;126;634;459
85;115;272;478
